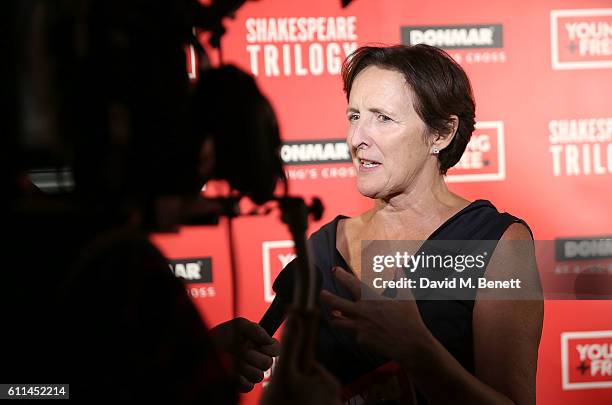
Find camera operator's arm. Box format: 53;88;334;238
210;318;280;392
260;311;341;405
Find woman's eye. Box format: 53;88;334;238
377;114;391;122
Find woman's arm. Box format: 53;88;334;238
472;223;543;404
320;223;543;405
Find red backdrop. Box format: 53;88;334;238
153;1;612;403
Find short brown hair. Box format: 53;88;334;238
341;44;475;174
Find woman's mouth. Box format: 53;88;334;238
358;158;381;171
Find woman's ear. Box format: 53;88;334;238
432;115;459;152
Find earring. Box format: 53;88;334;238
432;146;439;155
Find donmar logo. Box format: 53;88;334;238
281;140;351;165
401;24;505;65
401;24;503;49
168;258;213;283
281;139;356;181
262;241;296;303
556;237;612;261
551;237;612;283
561;330;612;390
446;121;506;183
551;9;612;70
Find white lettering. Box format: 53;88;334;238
549;143;612;176
244;16;358;43
246;45;261;76
246;42;358;77
565;240;612;259
264;45;280;76
280;142;350;163
410;27;495;47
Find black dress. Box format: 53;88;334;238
272;199;530;404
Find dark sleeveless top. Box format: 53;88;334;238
273;199;530;403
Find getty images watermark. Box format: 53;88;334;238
359;239;612;301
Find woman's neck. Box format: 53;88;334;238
372;174;464;218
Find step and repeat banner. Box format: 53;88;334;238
152;0;612;403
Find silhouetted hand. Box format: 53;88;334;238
260;311;341;405
211;317;280;392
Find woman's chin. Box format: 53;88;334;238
356;183;382;199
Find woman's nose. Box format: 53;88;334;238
349;118;372;150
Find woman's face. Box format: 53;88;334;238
347;66;433;200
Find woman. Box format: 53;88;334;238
274;44;543;404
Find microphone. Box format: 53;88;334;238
258;261;323;336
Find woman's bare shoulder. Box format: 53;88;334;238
500;222;533;241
